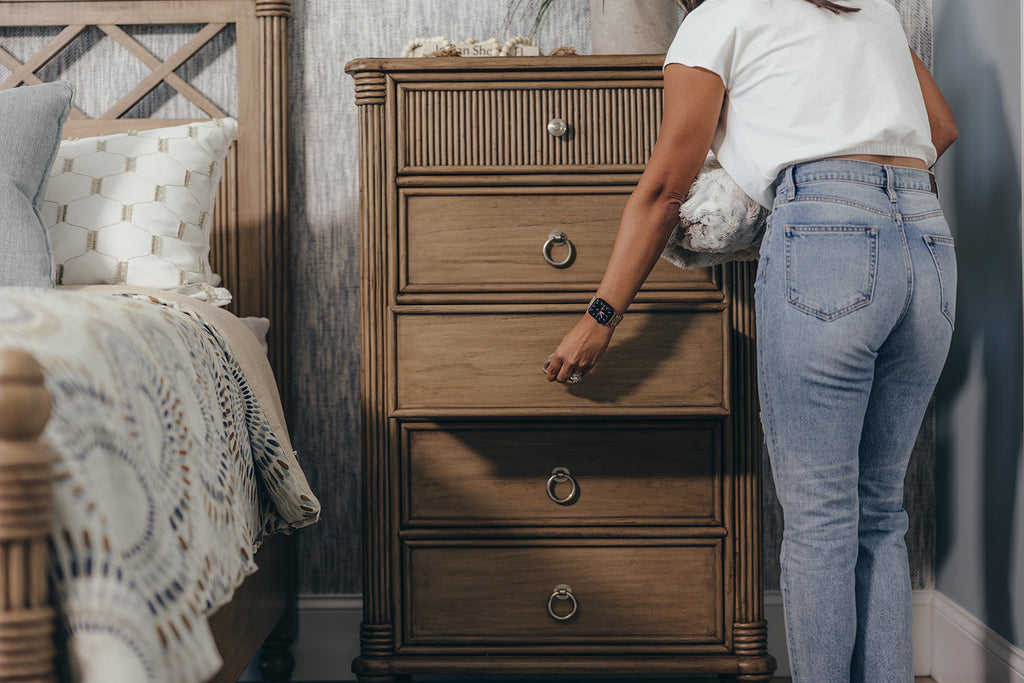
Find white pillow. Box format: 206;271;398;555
41;118;237;306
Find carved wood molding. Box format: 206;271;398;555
255;1;291;17
353;73;386;106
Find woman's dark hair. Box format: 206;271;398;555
679;0;859;13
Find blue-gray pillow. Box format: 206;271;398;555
0;81;74;287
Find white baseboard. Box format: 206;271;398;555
239;590;1024;682
928;591;1024;683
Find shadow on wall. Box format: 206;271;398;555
933;0;1023;654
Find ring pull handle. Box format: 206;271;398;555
542;231;576;269
547;583;578;621
546;466;579;505
547;117;569;137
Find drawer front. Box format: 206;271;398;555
394;310;727;414
401;189;716;297
403;422;721;526
397;82;662;172
403;541;724;644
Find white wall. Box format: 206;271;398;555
932;0;1024;651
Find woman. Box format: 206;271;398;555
544;0;957;681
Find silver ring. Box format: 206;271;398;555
567;371;583;384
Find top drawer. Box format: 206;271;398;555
396;82;663;173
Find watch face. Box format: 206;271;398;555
589;298;613;325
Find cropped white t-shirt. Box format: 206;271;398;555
664;0;936;208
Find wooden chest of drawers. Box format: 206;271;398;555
346;56;776;682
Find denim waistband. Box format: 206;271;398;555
776;158;937;197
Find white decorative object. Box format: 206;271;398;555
402;36;453;58
41;118;237;305
661;153;768;269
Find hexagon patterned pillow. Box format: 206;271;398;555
41;118;237;306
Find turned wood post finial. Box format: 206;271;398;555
0;348;54;540
0;350;50;444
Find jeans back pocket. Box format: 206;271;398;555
785;225;878;322
923;234;957;330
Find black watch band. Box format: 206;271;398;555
587;296;623;327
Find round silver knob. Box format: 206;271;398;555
546;118;569;137
547;584;578;621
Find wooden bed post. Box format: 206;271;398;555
0;350;56;683
254;3;297;681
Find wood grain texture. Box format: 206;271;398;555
402;189;710;295
394;309;727;413
403;541;724;645
402;421;721;527
353;56;774;681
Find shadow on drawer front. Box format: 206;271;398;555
402;541;724;645
401;189;716;298
402;422;722;526
395;310;727;413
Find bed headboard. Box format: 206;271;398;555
0;0;292;399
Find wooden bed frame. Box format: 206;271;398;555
0;1;295;680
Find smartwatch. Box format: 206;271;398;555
587;296;623;327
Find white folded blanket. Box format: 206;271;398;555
661;153;769;269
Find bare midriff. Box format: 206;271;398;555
835;153;929;171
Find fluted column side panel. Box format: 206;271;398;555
258;11;291;398
356;90;395;651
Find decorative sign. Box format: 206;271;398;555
402;36;541;58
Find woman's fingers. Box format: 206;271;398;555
557;359;578;383
545;314;615;383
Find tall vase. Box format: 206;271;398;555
588;0;680;55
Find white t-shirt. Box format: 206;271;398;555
663;0;937;208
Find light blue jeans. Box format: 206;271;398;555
755;159;956;683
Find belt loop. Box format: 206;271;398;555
884;165;897;203
784;164;796;200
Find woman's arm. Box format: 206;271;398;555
911;49;958;159
545;64;726;383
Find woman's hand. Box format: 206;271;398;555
545;314;615;384
544;65;724;386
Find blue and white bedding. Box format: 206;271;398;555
0;285;320;683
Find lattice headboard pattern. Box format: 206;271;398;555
0;0;291;397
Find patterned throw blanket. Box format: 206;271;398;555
0;287;320;683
